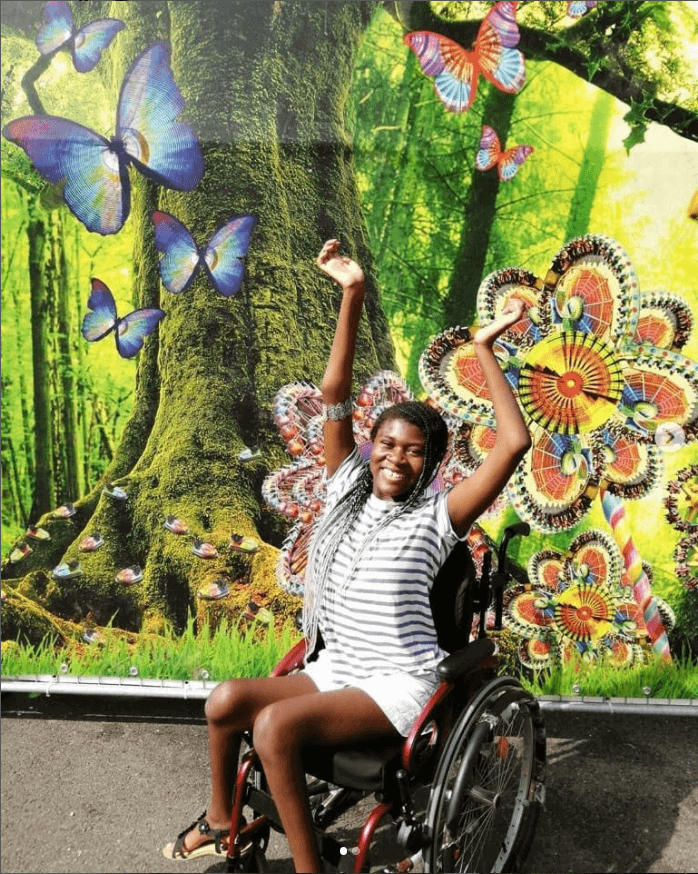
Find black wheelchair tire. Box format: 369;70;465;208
423;676;545;873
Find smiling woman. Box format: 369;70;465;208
369;416;427;499
164;240;531;871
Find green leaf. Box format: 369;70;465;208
586;54;605;81
622;98;652;153
623;124;648;152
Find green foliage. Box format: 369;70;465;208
670;588;698;658
0;615;302;682
623;95;655;152
350;1;698;639
520;651;698;700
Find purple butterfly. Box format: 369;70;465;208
81;278;165;359
2;43;204;235
151;211;257;297
36;1;124;72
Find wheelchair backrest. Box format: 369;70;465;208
428;539;478;654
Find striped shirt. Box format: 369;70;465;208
317;448;464;684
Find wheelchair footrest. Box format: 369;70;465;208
246;786;352;868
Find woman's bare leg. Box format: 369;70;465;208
253;688;399;873
176;673;317;854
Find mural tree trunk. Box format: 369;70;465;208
443;88;516;329
27;197;56;521
564;90;615;240
1;0;393;643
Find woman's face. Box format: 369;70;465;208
369;418;426;501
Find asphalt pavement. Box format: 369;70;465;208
1;694;697;873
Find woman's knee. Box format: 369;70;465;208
253;702;303;763
205;679;250;726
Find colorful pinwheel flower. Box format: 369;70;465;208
503;530;673;668
665;464;698;591
420;235;698;533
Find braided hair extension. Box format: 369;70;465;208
303;401;449;656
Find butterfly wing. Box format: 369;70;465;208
35;1;73;55
72;19;125;73
151;211;200;294
475;125;502;172
567;1;598;18
114;308;166;359
116;42;204;191
497;144;534;181
82;278;118;342
204;215;257;297
2;116;129;235
476;1;526;95
404;31;477;112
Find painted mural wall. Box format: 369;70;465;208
1;0;697;692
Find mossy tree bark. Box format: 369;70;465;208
27;197;56;520
1;0;392;643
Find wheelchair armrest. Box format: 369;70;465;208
402;680;453;772
270;638;308;677
436;637;496;683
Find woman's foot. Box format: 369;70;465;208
162;811;231;860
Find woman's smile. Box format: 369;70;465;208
369;419;426;500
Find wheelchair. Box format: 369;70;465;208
225;522;546;873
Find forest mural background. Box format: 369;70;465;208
1;0;697;685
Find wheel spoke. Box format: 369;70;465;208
425;680;545;873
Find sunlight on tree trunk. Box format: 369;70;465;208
564;90;614;240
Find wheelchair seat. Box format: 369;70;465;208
299;636;497;793
302;737;403;793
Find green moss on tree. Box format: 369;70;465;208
2;1;389;650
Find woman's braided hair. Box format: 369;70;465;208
303;401;449;655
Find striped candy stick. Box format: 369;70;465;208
600;485;672;660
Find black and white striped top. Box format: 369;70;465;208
317;448;464;683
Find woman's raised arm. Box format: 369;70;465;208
447;298;532;535
316;239;366;477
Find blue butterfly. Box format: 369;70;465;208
151;211;257;297
2;43;204;235
81;278;165;359
36;1;124;73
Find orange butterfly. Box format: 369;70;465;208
475;125;533;181
404;1;526;113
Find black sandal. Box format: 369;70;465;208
162;811;230;860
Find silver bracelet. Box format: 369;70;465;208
322;398;353;421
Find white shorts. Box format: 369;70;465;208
300;647;440;737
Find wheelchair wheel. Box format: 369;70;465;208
424;676;545;873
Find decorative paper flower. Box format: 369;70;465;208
502;530;672;667
674;531;698;591
665;464;698;532
419;236;698;532
664;464;698;591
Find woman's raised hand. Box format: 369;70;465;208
473;297;526;348
317;239;365;291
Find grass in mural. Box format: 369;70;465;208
2;615;696;700
520;653;698;700
0;616;301;682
